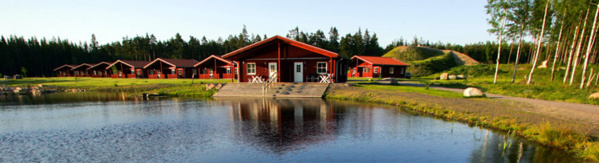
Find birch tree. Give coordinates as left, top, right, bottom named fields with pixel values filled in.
left=486, top=0, right=512, bottom=84
left=527, top=0, right=550, bottom=85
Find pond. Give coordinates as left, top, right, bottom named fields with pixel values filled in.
left=0, top=93, right=581, bottom=162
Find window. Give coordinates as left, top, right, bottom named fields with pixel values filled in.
left=317, top=62, right=327, bottom=74
left=296, top=64, right=301, bottom=72
left=400, top=67, right=405, bottom=75
left=374, top=67, right=379, bottom=74
left=247, top=63, right=256, bottom=75
left=136, top=69, right=141, bottom=75
left=177, top=69, right=183, bottom=75
left=209, top=69, right=213, bottom=74
left=363, top=68, right=370, bottom=73
left=353, top=68, right=356, bottom=74
left=226, top=68, right=231, bottom=74
left=390, top=67, right=394, bottom=74
left=171, top=69, right=176, bottom=74
left=235, top=68, right=238, bottom=75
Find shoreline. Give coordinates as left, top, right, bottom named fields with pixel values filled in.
left=324, top=84, right=599, bottom=161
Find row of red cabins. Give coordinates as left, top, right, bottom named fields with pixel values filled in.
left=53, top=36, right=409, bottom=82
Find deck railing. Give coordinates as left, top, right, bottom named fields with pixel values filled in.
left=262, top=73, right=277, bottom=96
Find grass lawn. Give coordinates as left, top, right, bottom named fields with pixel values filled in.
left=1, top=77, right=234, bottom=97
left=421, top=64, right=599, bottom=105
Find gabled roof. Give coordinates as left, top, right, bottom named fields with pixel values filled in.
left=221, top=35, right=339, bottom=59
left=71, top=63, right=93, bottom=70
left=86, top=62, right=112, bottom=70
left=106, top=60, right=151, bottom=69
left=194, top=55, right=232, bottom=67
left=351, top=56, right=409, bottom=66
left=143, top=58, right=198, bottom=68
left=53, top=64, right=77, bottom=71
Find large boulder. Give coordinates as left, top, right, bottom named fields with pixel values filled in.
left=590, top=92, right=599, bottom=99
left=538, top=60, right=548, bottom=68
left=463, top=87, right=485, bottom=97
left=440, top=73, right=449, bottom=80
left=448, top=75, right=457, bottom=80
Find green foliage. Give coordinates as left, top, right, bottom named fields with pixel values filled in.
left=409, top=53, right=458, bottom=77
left=382, top=46, right=444, bottom=62
left=446, top=64, right=499, bottom=77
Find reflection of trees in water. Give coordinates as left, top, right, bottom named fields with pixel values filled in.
left=468, top=129, right=575, bottom=163
left=224, top=98, right=374, bottom=154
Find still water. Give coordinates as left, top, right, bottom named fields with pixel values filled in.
left=0, top=93, right=580, bottom=162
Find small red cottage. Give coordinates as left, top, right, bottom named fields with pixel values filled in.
left=194, top=55, right=235, bottom=79
left=87, top=62, right=113, bottom=78
left=106, top=60, right=150, bottom=78
left=222, top=36, right=348, bottom=83
left=348, top=56, right=409, bottom=78
left=53, top=64, right=77, bottom=77
left=144, top=58, right=198, bottom=79
left=71, top=63, right=93, bottom=77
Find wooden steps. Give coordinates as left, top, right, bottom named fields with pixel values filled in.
left=213, top=83, right=329, bottom=98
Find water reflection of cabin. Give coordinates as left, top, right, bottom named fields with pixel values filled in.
left=87, top=62, right=113, bottom=78
left=71, top=63, right=93, bottom=77
left=144, top=58, right=198, bottom=79
left=106, top=60, right=150, bottom=78
left=228, top=98, right=337, bottom=153
left=222, top=36, right=348, bottom=83
left=193, top=55, right=235, bottom=79
left=53, top=64, right=76, bottom=77
left=348, top=56, right=409, bottom=78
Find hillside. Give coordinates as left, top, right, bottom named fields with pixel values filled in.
left=383, top=46, right=479, bottom=65
left=382, top=46, right=479, bottom=77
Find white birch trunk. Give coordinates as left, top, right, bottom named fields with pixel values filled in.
left=570, top=9, right=591, bottom=85
left=551, top=21, right=565, bottom=81
left=581, top=5, right=599, bottom=89
left=494, top=7, right=507, bottom=84
left=564, top=25, right=580, bottom=83
left=527, top=1, right=550, bottom=85
left=512, top=25, right=525, bottom=83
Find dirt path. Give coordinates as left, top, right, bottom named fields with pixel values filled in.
left=395, top=81, right=599, bottom=135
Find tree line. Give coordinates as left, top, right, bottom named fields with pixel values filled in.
left=486, top=0, right=599, bottom=89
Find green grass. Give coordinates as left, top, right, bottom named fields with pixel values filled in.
left=1, top=77, right=233, bottom=97
left=353, top=84, right=463, bottom=98
left=426, top=64, right=599, bottom=105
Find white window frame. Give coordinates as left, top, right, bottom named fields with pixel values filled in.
left=226, top=68, right=231, bottom=74
left=400, top=67, right=405, bottom=75
left=374, top=67, right=379, bottom=74
left=247, top=63, right=256, bottom=75
left=317, top=62, right=327, bottom=74
left=390, top=67, right=394, bottom=74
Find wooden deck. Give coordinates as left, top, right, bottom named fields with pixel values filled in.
left=213, top=83, right=329, bottom=98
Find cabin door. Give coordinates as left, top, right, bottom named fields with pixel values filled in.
left=294, top=62, right=303, bottom=82
left=268, top=62, right=277, bottom=79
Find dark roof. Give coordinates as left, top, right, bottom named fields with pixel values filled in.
left=53, top=64, right=77, bottom=71
left=86, top=62, right=112, bottom=70
left=352, top=56, right=409, bottom=66
left=194, top=55, right=232, bottom=67
left=144, top=58, right=198, bottom=68
left=107, top=60, right=151, bottom=69
left=71, top=63, right=93, bottom=70
left=222, top=35, right=339, bottom=59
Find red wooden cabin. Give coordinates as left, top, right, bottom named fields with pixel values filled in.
left=348, top=56, right=409, bottom=78
left=87, top=62, right=113, bottom=78
left=194, top=55, right=235, bottom=79
left=53, top=64, right=76, bottom=77
left=144, top=58, right=198, bottom=79
left=106, top=60, right=150, bottom=78
left=222, top=36, right=348, bottom=83
left=71, top=63, right=93, bottom=77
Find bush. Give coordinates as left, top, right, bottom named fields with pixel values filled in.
left=408, top=53, right=458, bottom=77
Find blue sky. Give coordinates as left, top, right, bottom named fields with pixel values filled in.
left=1, top=0, right=493, bottom=46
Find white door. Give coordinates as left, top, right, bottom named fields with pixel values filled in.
left=294, top=62, right=303, bottom=82
left=268, top=62, right=277, bottom=79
